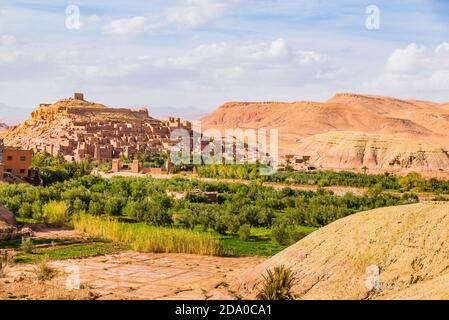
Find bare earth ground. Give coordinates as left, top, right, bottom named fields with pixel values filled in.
left=0, top=229, right=264, bottom=300
left=1, top=252, right=263, bottom=300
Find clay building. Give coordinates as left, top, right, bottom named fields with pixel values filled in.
left=74, top=93, right=84, bottom=100
left=0, top=139, right=33, bottom=179
left=3, top=93, right=194, bottom=165
left=33, top=114, right=193, bottom=163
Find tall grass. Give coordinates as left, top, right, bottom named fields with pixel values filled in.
left=74, top=214, right=226, bottom=256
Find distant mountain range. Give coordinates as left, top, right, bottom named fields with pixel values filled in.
left=201, top=93, right=449, bottom=174
left=0, top=102, right=33, bottom=125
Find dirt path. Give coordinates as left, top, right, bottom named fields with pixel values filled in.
left=2, top=252, right=264, bottom=300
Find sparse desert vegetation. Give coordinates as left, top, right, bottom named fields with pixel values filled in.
left=34, top=255, right=57, bottom=281
left=256, top=265, right=297, bottom=300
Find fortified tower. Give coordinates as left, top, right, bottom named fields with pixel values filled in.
left=74, top=92, right=84, bottom=101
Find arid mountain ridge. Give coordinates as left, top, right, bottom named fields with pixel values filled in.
left=202, top=93, right=449, bottom=174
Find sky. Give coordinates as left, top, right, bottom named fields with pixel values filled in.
left=0, top=0, right=448, bottom=123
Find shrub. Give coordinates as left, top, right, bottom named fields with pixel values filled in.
left=271, top=224, right=305, bottom=246
left=256, top=265, right=297, bottom=300
left=88, top=201, right=103, bottom=216
left=103, top=197, right=124, bottom=216
left=0, top=251, right=10, bottom=278
left=42, top=201, right=68, bottom=227
left=18, top=203, right=33, bottom=218
left=34, top=255, right=57, bottom=281
left=238, top=224, right=251, bottom=241
left=21, top=237, right=33, bottom=254
left=32, top=201, right=43, bottom=221
left=72, top=198, right=86, bottom=212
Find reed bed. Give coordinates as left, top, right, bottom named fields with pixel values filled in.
left=74, top=214, right=226, bottom=256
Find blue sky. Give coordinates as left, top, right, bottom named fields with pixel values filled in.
left=0, top=0, right=448, bottom=123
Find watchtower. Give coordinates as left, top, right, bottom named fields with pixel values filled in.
left=74, top=93, right=84, bottom=101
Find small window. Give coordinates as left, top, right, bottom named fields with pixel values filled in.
left=6, top=169, right=12, bottom=173
left=20, top=156, right=26, bottom=161
left=6, top=156, right=12, bottom=161
left=20, top=169, right=26, bottom=174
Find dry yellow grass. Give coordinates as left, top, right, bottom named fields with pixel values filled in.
left=74, top=214, right=225, bottom=256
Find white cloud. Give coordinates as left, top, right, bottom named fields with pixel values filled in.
left=152, top=38, right=334, bottom=89
left=165, top=38, right=325, bottom=68
left=87, top=15, right=102, bottom=23
left=373, top=43, right=449, bottom=96
left=386, top=43, right=425, bottom=74
left=0, top=52, right=18, bottom=63
left=268, top=38, right=289, bottom=59
left=84, top=63, right=142, bottom=79
left=103, top=16, right=157, bottom=37
left=0, top=34, right=16, bottom=45
left=102, top=0, right=238, bottom=37
left=165, top=0, right=238, bottom=27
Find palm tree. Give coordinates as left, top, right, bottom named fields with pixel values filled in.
left=362, top=166, right=368, bottom=175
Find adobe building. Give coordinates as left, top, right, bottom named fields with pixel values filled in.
left=131, top=160, right=140, bottom=174
left=74, top=93, right=84, bottom=101
left=112, top=159, right=120, bottom=173
left=4, top=93, right=195, bottom=166
left=0, top=139, right=33, bottom=179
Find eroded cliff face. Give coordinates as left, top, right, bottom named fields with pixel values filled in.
left=295, top=131, right=449, bottom=172
left=201, top=93, right=449, bottom=173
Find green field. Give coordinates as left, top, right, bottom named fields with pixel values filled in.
left=0, top=160, right=426, bottom=258
left=219, top=226, right=317, bottom=256
left=13, top=242, right=127, bottom=264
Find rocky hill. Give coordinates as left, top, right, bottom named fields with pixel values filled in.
left=2, top=97, right=161, bottom=150
left=233, top=202, right=449, bottom=300
left=201, top=93, right=449, bottom=173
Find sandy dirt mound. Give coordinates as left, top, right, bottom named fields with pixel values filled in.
left=233, top=202, right=449, bottom=300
